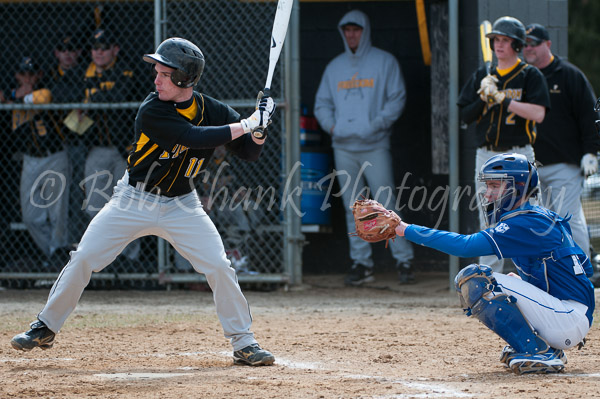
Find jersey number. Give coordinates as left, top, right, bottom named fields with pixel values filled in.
left=185, top=158, right=205, bottom=178
left=505, top=112, right=516, bottom=125
left=571, top=255, right=585, bottom=275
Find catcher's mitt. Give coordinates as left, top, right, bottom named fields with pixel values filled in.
left=349, top=199, right=400, bottom=248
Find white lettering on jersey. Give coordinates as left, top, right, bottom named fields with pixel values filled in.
left=572, top=255, right=584, bottom=275
left=494, top=223, right=510, bottom=234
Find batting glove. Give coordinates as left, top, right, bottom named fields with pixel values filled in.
left=478, top=85, right=506, bottom=106
left=241, top=109, right=271, bottom=134
left=581, top=153, right=598, bottom=177
left=479, top=75, right=498, bottom=95
left=256, top=91, right=276, bottom=117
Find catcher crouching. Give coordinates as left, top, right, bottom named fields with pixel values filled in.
left=352, top=153, right=595, bottom=375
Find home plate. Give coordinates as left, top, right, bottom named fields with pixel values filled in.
left=95, top=372, right=191, bottom=380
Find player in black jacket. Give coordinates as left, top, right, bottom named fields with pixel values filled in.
left=457, top=16, right=551, bottom=273
left=11, top=37, right=277, bottom=367
left=524, top=23, right=600, bottom=260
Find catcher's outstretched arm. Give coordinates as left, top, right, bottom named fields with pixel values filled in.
left=402, top=225, right=494, bottom=258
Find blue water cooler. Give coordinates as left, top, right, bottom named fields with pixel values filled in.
left=300, top=151, right=332, bottom=225
left=299, top=111, right=332, bottom=225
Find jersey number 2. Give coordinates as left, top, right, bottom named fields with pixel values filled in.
left=505, top=112, right=516, bottom=125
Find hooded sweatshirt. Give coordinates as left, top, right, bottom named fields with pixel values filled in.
left=314, top=10, right=406, bottom=152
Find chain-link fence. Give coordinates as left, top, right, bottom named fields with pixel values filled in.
left=0, top=0, right=290, bottom=289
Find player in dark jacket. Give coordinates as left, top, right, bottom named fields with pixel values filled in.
left=2, top=57, right=70, bottom=263
left=523, top=23, right=600, bottom=260
left=10, top=37, right=276, bottom=367
left=457, top=16, right=551, bottom=273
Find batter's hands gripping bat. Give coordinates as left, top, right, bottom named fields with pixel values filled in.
left=252, top=0, right=294, bottom=139
left=479, top=20, right=493, bottom=74
left=478, top=20, right=501, bottom=105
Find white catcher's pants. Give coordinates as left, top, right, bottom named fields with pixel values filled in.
left=493, top=273, right=590, bottom=350
left=38, top=173, right=257, bottom=351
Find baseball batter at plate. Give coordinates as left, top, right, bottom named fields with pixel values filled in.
left=10, top=37, right=276, bottom=366
left=457, top=16, right=551, bottom=273
left=361, top=153, right=594, bottom=374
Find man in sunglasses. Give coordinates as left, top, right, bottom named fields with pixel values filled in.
left=523, top=23, right=600, bottom=261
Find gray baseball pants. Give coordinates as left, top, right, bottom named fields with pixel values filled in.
left=38, top=174, right=257, bottom=351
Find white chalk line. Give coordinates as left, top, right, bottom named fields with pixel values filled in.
left=342, top=374, right=473, bottom=398
left=4, top=352, right=599, bottom=396
left=95, top=372, right=191, bottom=380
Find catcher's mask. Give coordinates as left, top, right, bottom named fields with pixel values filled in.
left=143, top=38, right=205, bottom=88
left=487, top=16, right=526, bottom=53
left=477, top=153, right=538, bottom=227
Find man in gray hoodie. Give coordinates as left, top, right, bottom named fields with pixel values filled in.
left=314, top=10, right=414, bottom=285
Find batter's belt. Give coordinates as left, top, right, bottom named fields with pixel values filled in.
left=128, top=180, right=193, bottom=198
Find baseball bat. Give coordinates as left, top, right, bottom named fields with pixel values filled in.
left=479, top=20, right=493, bottom=74
left=253, top=0, right=294, bottom=138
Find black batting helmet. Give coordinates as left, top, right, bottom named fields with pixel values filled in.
left=486, top=16, right=526, bottom=53
left=143, top=38, right=205, bottom=88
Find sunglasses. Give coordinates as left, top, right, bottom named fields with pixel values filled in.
left=57, top=46, right=77, bottom=52
left=92, top=43, right=112, bottom=51
left=524, top=40, right=543, bottom=48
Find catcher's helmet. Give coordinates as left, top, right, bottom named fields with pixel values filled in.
left=486, top=16, right=526, bottom=53
left=477, top=153, right=539, bottom=227
left=143, top=38, right=205, bottom=88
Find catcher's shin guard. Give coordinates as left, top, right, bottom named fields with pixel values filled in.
left=455, top=264, right=549, bottom=356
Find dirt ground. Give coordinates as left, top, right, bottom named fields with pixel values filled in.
left=1, top=271, right=600, bottom=399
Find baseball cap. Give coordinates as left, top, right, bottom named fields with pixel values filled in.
left=56, top=33, right=80, bottom=51
left=18, top=56, right=37, bottom=73
left=92, top=28, right=117, bottom=49
left=341, top=22, right=363, bottom=29
left=525, top=23, right=550, bottom=44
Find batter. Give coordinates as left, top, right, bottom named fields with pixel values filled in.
left=10, top=37, right=276, bottom=366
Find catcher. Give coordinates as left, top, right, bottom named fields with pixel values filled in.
left=353, top=153, right=594, bottom=374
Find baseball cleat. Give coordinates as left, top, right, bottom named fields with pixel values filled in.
left=501, top=346, right=567, bottom=367
left=344, top=264, right=375, bottom=286
left=499, top=345, right=517, bottom=366
left=508, top=348, right=566, bottom=374
left=397, top=262, right=416, bottom=285
left=11, top=320, right=55, bottom=351
left=233, top=344, right=275, bottom=366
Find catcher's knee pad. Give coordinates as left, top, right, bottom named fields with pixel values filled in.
left=455, top=264, right=549, bottom=355
left=454, top=264, right=494, bottom=312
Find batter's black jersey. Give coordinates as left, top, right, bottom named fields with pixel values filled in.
left=533, top=56, right=600, bottom=166
left=457, top=60, right=551, bottom=148
left=127, top=91, right=262, bottom=197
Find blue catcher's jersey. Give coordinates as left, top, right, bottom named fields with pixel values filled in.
left=481, top=204, right=595, bottom=324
